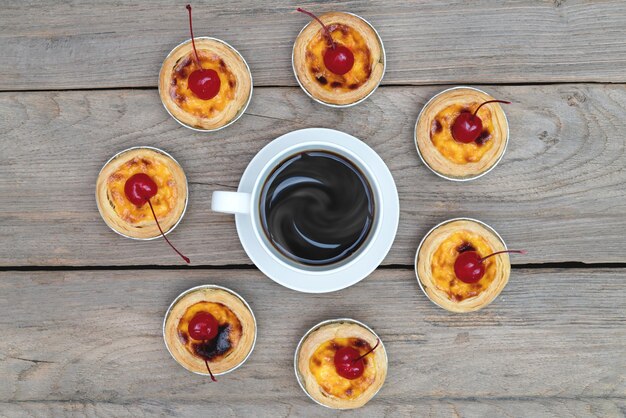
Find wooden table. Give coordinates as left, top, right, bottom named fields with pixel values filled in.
left=1, top=1, right=625, bottom=416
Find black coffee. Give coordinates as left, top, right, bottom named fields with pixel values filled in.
left=260, top=151, right=374, bottom=266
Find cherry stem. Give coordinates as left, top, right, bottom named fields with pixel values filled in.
left=205, top=359, right=217, bottom=382
left=480, top=249, right=526, bottom=262
left=297, top=7, right=336, bottom=49
left=147, top=199, right=190, bottom=264
left=186, top=5, right=202, bottom=68
left=473, top=100, right=511, bottom=116
left=353, top=339, right=380, bottom=364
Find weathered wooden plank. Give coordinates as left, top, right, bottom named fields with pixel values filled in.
left=1, top=1, right=626, bottom=89
left=0, top=85, right=625, bottom=266
left=1, top=398, right=624, bottom=418
left=0, top=269, right=624, bottom=415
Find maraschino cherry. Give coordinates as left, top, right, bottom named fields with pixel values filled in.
left=124, top=173, right=190, bottom=264
left=297, top=8, right=354, bottom=75
left=451, top=100, right=511, bottom=144
left=334, top=339, right=380, bottom=380
left=454, top=249, right=526, bottom=284
left=188, top=311, right=219, bottom=381
left=188, top=311, right=219, bottom=340
left=186, top=5, right=221, bottom=100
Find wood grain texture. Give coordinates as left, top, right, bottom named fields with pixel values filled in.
left=1, top=0, right=626, bottom=90
left=1, top=399, right=624, bottom=418
left=1, top=85, right=625, bottom=266
left=0, top=268, right=624, bottom=417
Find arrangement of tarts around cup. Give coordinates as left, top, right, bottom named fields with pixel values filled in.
left=95, top=146, right=188, bottom=240
left=415, top=218, right=511, bottom=313
left=292, top=11, right=386, bottom=108
left=415, top=86, right=510, bottom=181
left=159, top=36, right=253, bottom=132
left=163, top=285, right=257, bottom=377
left=294, top=318, right=388, bottom=409
left=211, top=128, right=399, bottom=293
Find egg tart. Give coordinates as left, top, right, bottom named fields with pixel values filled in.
left=96, top=147, right=188, bottom=240
left=163, top=285, right=256, bottom=376
left=295, top=319, right=387, bottom=409
left=159, top=37, right=253, bottom=131
left=415, top=87, right=509, bottom=180
left=292, top=12, right=385, bottom=107
left=416, top=218, right=510, bottom=313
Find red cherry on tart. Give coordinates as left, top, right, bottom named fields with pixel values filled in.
left=124, top=173, right=190, bottom=264
left=454, top=249, right=525, bottom=283
left=297, top=8, right=355, bottom=75
left=451, top=99, right=511, bottom=144
left=187, top=68, right=221, bottom=100
left=186, top=311, right=220, bottom=381
left=454, top=250, right=485, bottom=283
left=186, top=5, right=221, bottom=100
left=334, top=339, right=380, bottom=380
left=324, top=45, right=355, bottom=76
left=188, top=311, right=219, bottom=340
left=451, top=112, right=482, bottom=144
left=124, top=173, right=157, bottom=206
left=333, top=346, right=364, bottom=379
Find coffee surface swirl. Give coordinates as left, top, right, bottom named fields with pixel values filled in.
left=260, top=151, right=374, bottom=266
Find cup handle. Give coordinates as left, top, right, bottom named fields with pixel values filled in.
left=211, top=191, right=252, bottom=215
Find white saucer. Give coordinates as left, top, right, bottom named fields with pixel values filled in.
left=235, top=128, right=399, bottom=293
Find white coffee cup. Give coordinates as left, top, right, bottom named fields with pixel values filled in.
left=212, top=128, right=399, bottom=293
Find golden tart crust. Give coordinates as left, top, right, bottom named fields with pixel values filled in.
left=416, top=88, right=509, bottom=180
left=296, top=321, right=387, bottom=409
left=96, top=148, right=187, bottom=239
left=159, top=37, right=252, bottom=130
left=293, top=12, right=385, bottom=106
left=416, top=219, right=510, bottom=313
left=164, top=286, right=256, bottom=375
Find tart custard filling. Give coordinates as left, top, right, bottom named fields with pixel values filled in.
left=177, top=302, right=243, bottom=362
left=170, top=51, right=237, bottom=119
left=306, top=24, right=372, bottom=92
left=431, top=231, right=497, bottom=301
left=106, top=156, right=178, bottom=224
left=430, top=102, right=496, bottom=164
left=309, top=338, right=377, bottom=400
